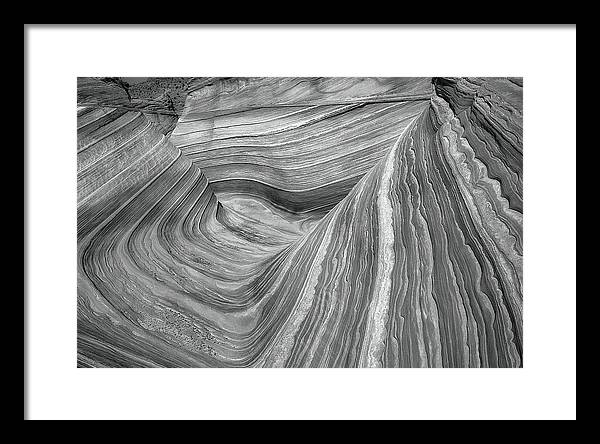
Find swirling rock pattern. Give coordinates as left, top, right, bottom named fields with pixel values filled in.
left=77, top=77, right=523, bottom=368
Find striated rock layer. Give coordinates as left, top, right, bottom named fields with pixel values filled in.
left=77, top=77, right=523, bottom=368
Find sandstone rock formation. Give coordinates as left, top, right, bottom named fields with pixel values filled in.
left=77, top=77, right=523, bottom=367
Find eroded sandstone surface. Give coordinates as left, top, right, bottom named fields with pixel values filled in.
left=77, top=77, right=523, bottom=367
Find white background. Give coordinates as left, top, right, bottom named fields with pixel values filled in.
left=26, top=25, right=577, bottom=420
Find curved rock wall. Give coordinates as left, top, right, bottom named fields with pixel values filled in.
left=171, top=77, right=433, bottom=213
left=77, top=77, right=523, bottom=367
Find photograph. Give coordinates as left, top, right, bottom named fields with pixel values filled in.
left=25, top=24, right=576, bottom=420
left=77, top=76, right=523, bottom=368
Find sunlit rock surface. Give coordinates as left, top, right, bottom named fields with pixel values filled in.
left=77, top=77, right=523, bottom=367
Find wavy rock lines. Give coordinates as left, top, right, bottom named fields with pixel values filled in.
left=171, top=77, right=433, bottom=214
left=77, top=77, right=523, bottom=368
